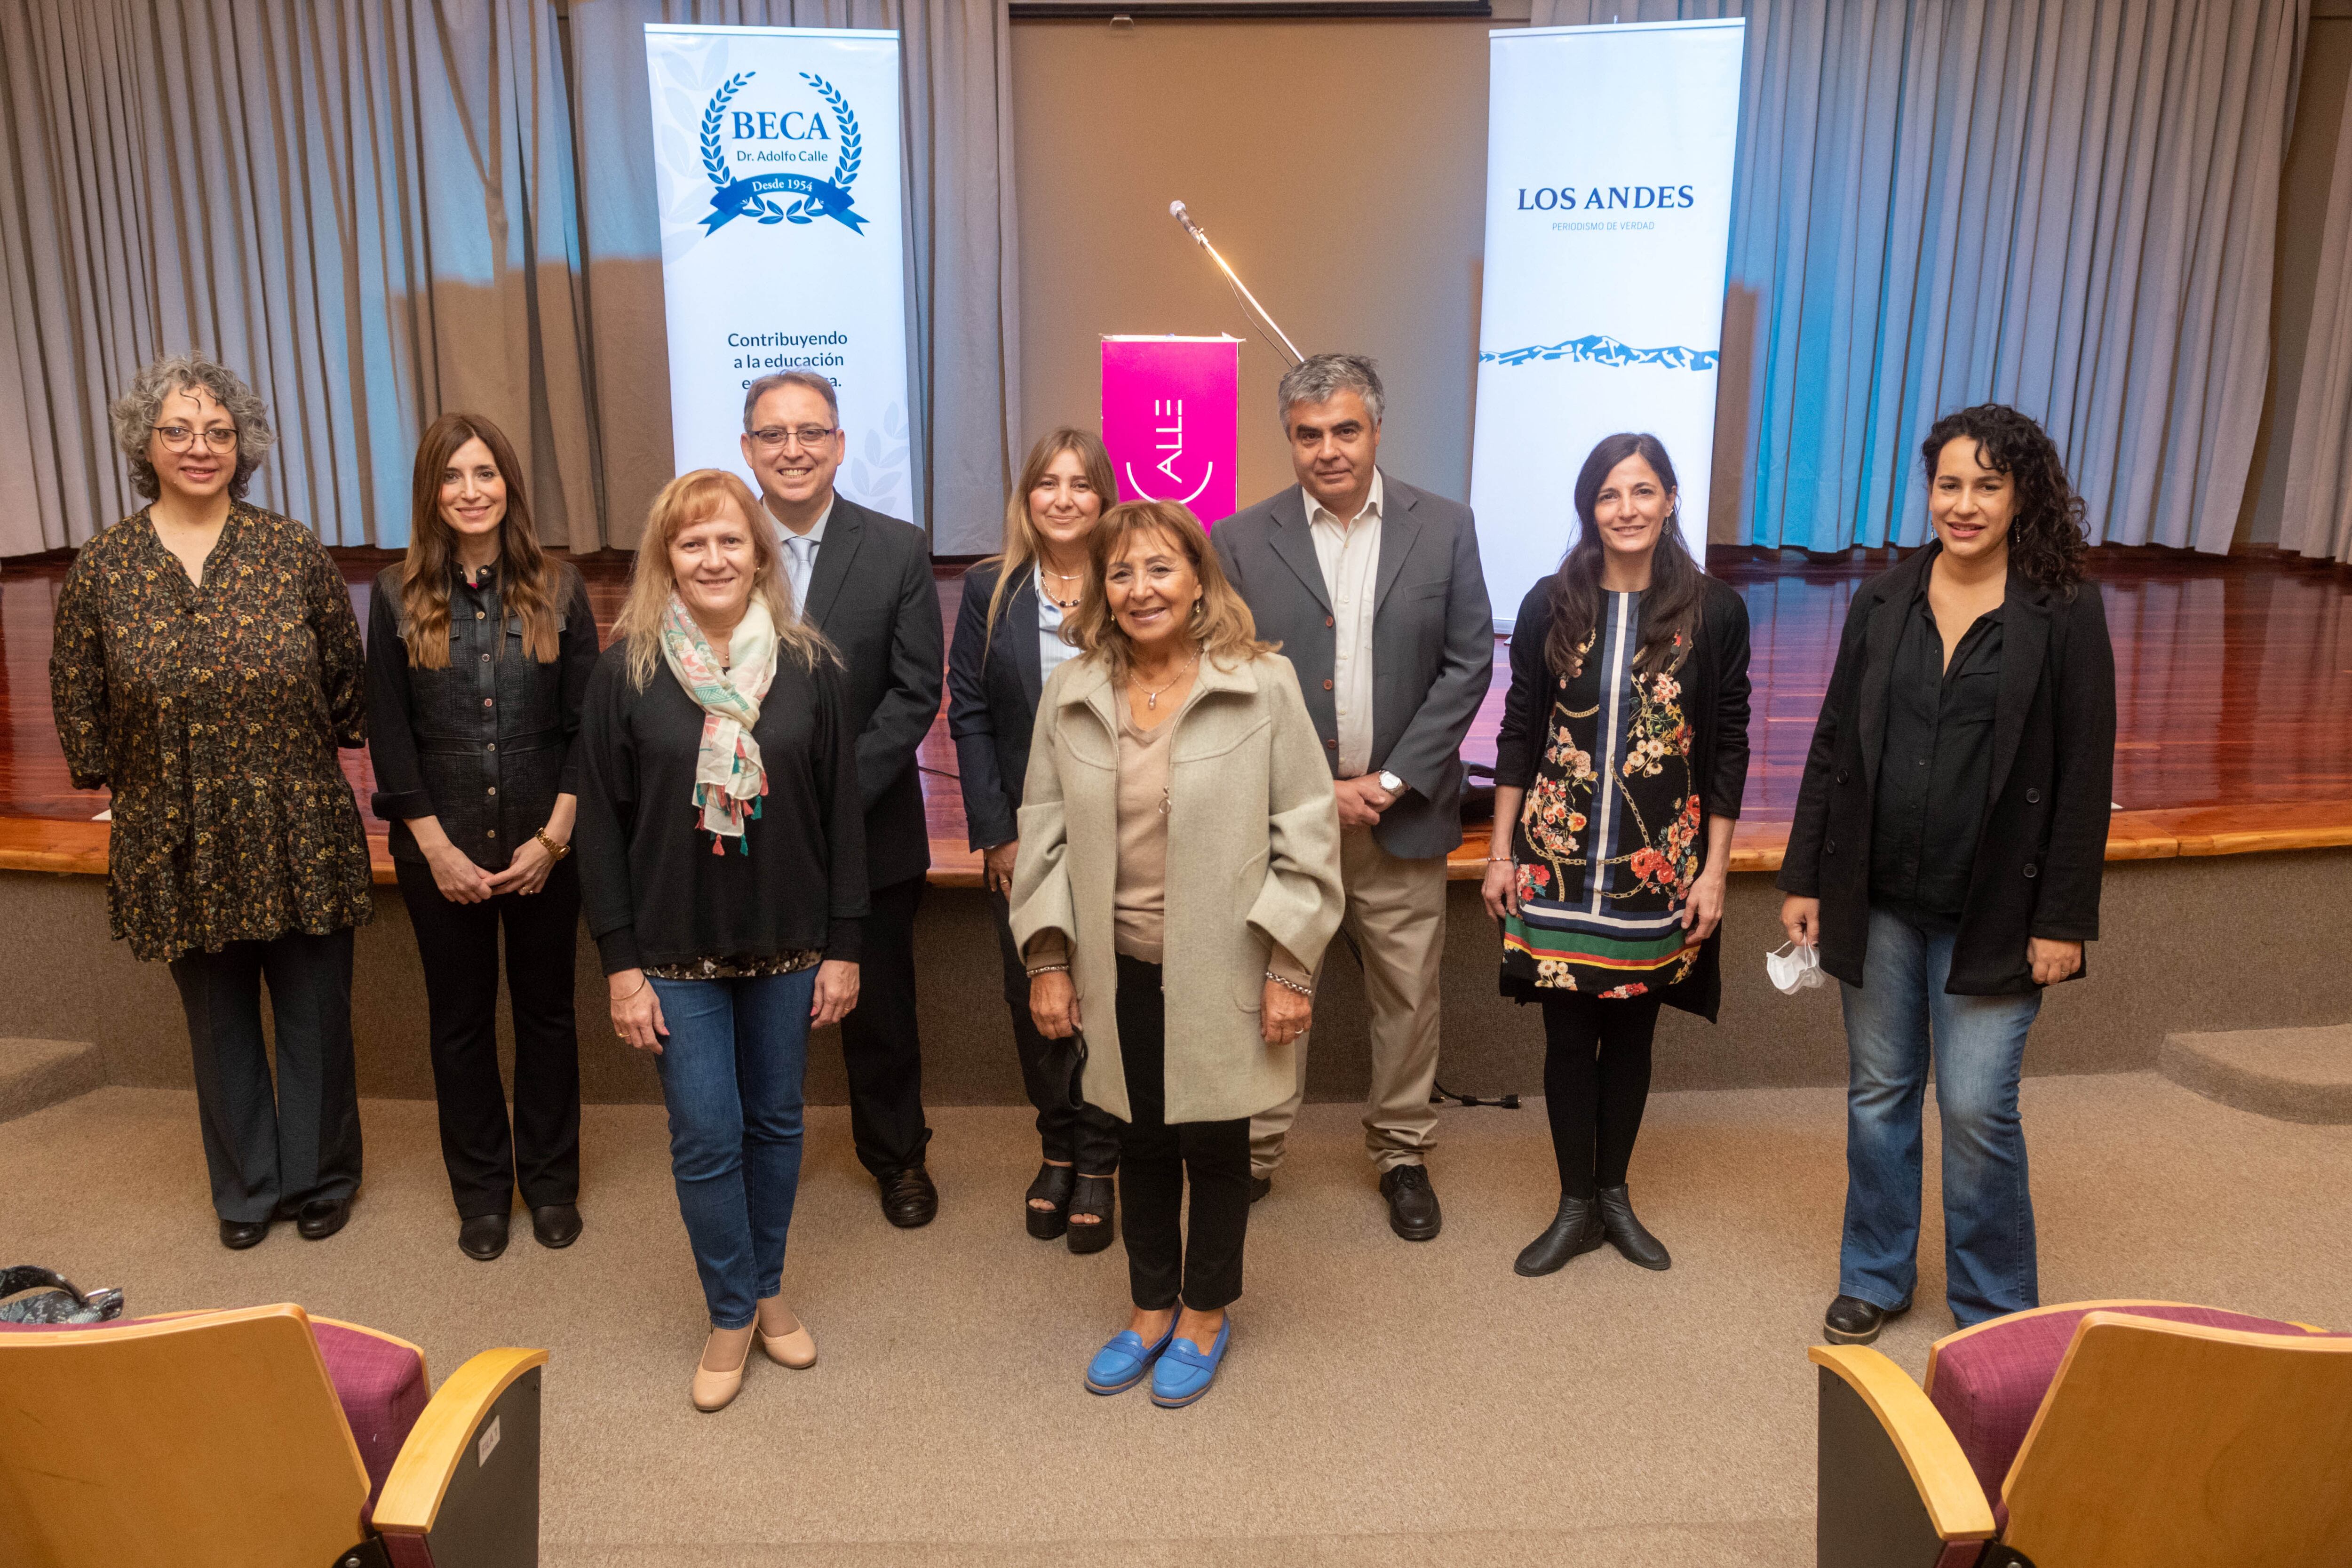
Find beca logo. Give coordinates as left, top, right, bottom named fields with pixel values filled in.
left=699, top=70, right=868, bottom=235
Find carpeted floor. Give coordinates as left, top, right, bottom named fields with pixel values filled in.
left=9, top=1074, right=2350, bottom=1565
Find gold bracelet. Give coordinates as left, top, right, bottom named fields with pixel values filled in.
left=610, top=974, right=647, bottom=1000
left=534, top=829, right=570, bottom=860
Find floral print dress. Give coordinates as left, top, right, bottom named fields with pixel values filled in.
left=1501, top=589, right=1702, bottom=999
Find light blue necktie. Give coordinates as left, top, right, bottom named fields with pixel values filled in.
left=783, top=533, right=817, bottom=617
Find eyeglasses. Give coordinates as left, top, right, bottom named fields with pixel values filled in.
left=747, top=425, right=838, bottom=452
left=152, top=424, right=238, bottom=453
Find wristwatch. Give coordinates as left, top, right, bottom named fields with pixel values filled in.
left=1376, top=770, right=1405, bottom=796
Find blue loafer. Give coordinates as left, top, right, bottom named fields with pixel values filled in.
left=1148, top=1314, right=1232, bottom=1408
left=1084, top=1316, right=1176, bottom=1395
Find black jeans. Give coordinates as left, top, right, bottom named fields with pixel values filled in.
left=839, top=874, right=933, bottom=1177
left=395, top=857, right=582, bottom=1218
left=167, top=927, right=361, bottom=1223
left=1541, top=991, right=1665, bottom=1200
left=990, top=890, right=1119, bottom=1173
left=1114, top=955, right=1251, bottom=1312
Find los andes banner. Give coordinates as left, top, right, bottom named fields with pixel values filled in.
left=1101, top=336, right=1240, bottom=529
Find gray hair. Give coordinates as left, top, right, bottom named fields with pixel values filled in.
left=742, top=370, right=840, bottom=431
left=1276, top=353, right=1384, bottom=429
left=111, top=352, right=275, bottom=501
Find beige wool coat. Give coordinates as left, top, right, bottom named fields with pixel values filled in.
left=1009, top=649, right=1345, bottom=1125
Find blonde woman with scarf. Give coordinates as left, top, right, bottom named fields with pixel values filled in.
left=576, top=470, right=867, bottom=1411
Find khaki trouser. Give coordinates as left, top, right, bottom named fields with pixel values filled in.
left=1251, top=825, right=1448, bottom=1176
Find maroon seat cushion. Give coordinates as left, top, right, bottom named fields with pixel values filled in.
left=1928, top=1304, right=2330, bottom=1515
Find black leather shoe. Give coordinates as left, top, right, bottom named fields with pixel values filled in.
left=1515, top=1194, right=1605, bottom=1276
left=1248, top=1175, right=1271, bottom=1204
left=1595, top=1184, right=1671, bottom=1270
left=878, top=1165, right=938, bottom=1228
left=1824, top=1294, right=1910, bottom=1345
left=1379, top=1164, right=1442, bottom=1241
left=531, top=1203, right=583, bottom=1249
left=294, top=1196, right=352, bottom=1242
left=459, top=1213, right=510, bottom=1261
left=218, top=1217, right=270, bottom=1250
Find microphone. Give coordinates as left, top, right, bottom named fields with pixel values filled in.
left=1169, top=199, right=1208, bottom=246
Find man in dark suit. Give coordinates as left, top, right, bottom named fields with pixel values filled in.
left=741, top=371, right=944, bottom=1227
left=1212, top=354, right=1494, bottom=1242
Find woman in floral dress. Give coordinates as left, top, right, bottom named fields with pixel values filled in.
left=1482, top=433, right=1751, bottom=1278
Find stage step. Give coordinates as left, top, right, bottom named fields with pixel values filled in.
left=2161, top=1024, right=2352, bottom=1124
left=0, top=1038, right=105, bottom=1124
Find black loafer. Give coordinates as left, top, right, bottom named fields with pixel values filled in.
left=1595, top=1184, right=1671, bottom=1270
left=460, top=1213, right=510, bottom=1261
left=294, top=1196, right=352, bottom=1242
left=1824, top=1294, right=1911, bottom=1345
left=218, top=1217, right=270, bottom=1250
left=878, top=1165, right=938, bottom=1228
left=1515, top=1194, right=1605, bottom=1276
left=1248, top=1175, right=1272, bottom=1204
left=531, top=1203, right=583, bottom=1249
left=1379, top=1164, right=1442, bottom=1242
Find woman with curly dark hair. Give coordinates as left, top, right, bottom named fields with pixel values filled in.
left=1777, top=403, right=2116, bottom=1345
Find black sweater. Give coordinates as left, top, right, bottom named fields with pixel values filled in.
left=575, top=642, right=869, bottom=974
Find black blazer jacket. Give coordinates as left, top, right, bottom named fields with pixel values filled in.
left=798, top=496, right=945, bottom=891
left=1776, top=544, right=2116, bottom=995
left=945, top=559, right=1047, bottom=852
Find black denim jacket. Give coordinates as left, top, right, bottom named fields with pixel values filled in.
left=365, top=561, right=599, bottom=868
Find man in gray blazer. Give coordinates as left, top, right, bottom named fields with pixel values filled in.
left=1212, top=354, right=1493, bottom=1241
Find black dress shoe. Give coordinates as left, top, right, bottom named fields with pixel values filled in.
left=878, top=1165, right=938, bottom=1228
left=294, top=1196, right=352, bottom=1242
left=1824, top=1294, right=1910, bottom=1345
left=1595, top=1184, right=1671, bottom=1270
left=1248, top=1175, right=1271, bottom=1204
left=1515, top=1193, right=1605, bottom=1276
left=459, top=1213, right=510, bottom=1262
left=218, top=1217, right=270, bottom=1250
left=531, top=1203, right=583, bottom=1249
left=1379, top=1164, right=1442, bottom=1242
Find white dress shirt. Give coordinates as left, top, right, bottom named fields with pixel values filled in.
left=775, top=496, right=834, bottom=619
left=1306, top=469, right=1383, bottom=779
left=1035, top=565, right=1081, bottom=682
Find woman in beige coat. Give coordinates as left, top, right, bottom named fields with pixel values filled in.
left=1012, top=500, right=1343, bottom=1409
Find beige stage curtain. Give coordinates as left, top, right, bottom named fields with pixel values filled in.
left=0, top=0, right=597, bottom=551
left=2279, top=51, right=2352, bottom=562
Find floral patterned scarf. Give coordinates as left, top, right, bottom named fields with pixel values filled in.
left=659, top=593, right=779, bottom=854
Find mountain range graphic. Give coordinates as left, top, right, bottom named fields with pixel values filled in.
left=1482, top=335, right=1718, bottom=371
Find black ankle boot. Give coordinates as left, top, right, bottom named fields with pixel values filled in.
left=1514, top=1193, right=1605, bottom=1276
left=1595, top=1184, right=1671, bottom=1271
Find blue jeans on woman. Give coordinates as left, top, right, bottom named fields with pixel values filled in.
left=1840, top=905, right=2043, bottom=1327
left=648, top=968, right=816, bottom=1329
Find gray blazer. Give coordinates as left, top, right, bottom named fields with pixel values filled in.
left=1212, top=472, right=1494, bottom=861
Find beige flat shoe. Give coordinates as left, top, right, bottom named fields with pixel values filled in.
left=691, top=1333, right=751, bottom=1412
left=757, top=1311, right=817, bottom=1370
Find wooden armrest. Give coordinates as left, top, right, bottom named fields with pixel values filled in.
left=373, top=1347, right=547, bottom=1549
left=1811, top=1345, right=1997, bottom=1568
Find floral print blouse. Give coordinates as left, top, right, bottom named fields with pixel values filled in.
left=50, top=504, right=375, bottom=962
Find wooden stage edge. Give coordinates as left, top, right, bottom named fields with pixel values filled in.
left=6, top=800, right=2349, bottom=889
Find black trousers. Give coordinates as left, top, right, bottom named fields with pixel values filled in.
left=1115, top=955, right=1250, bottom=1312
left=394, top=857, right=583, bottom=1218
left=990, top=890, right=1119, bottom=1173
left=1541, top=991, right=1665, bottom=1200
left=839, top=874, right=933, bottom=1177
left=167, top=927, right=362, bottom=1224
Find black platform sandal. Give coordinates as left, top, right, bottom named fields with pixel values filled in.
left=1026, top=1162, right=1076, bottom=1240
left=1066, top=1172, right=1117, bottom=1254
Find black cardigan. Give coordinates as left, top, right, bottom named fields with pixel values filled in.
left=1495, top=573, right=1753, bottom=1021
left=945, top=559, right=1049, bottom=852
left=575, top=642, right=869, bottom=974
left=1776, top=544, right=2115, bottom=995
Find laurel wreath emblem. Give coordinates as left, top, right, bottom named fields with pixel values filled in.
left=698, top=68, right=861, bottom=227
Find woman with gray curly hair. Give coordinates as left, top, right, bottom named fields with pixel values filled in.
left=50, top=352, right=376, bottom=1251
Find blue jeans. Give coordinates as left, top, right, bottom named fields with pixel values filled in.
left=1839, top=905, right=2042, bottom=1326
left=648, top=969, right=815, bottom=1329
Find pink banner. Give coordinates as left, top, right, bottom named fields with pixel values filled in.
left=1100, top=336, right=1240, bottom=527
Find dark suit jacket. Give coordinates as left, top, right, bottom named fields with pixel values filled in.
left=1776, top=544, right=2116, bottom=995
left=945, top=559, right=1047, bottom=852
left=799, top=495, right=944, bottom=891
left=1211, top=473, right=1495, bottom=861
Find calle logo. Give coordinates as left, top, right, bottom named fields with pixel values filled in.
left=699, top=70, right=867, bottom=235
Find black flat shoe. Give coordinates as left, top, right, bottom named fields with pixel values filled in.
left=879, top=1164, right=938, bottom=1229
left=1514, top=1194, right=1605, bottom=1276
left=459, top=1213, right=510, bottom=1261
left=218, top=1217, right=270, bottom=1250
left=295, top=1196, right=352, bottom=1242
left=1025, top=1163, right=1075, bottom=1240
left=1595, top=1184, right=1670, bottom=1270
left=1065, top=1172, right=1116, bottom=1255
left=1823, top=1294, right=1910, bottom=1345
left=1249, top=1175, right=1271, bottom=1204
left=532, top=1203, right=583, bottom=1249
left=1380, top=1165, right=1442, bottom=1242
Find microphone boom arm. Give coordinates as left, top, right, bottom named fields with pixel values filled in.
left=1170, top=201, right=1304, bottom=367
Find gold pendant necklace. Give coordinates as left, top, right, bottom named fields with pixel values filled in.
left=1133, top=650, right=1199, bottom=710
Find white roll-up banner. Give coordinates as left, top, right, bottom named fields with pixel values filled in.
left=644, top=24, right=913, bottom=524
left=1470, top=19, right=1745, bottom=627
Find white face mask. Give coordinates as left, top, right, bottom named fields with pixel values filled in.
left=1766, top=940, right=1825, bottom=996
